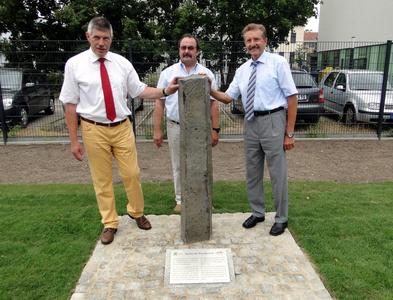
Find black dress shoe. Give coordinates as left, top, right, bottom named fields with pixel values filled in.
left=242, top=215, right=265, bottom=229
left=269, top=222, right=288, bottom=236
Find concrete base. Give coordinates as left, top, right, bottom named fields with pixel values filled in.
left=70, top=213, right=332, bottom=299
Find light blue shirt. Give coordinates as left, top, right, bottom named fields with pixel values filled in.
left=226, top=51, right=297, bottom=111
left=157, top=62, right=217, bottom=122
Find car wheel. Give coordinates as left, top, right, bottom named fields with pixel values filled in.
left=45, top=97, right=55, bottom=115
left=342, top=105, right=356, bottom=125
left=19, top=107, right=29, bottom=128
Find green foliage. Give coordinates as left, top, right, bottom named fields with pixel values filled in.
left=0, top=0, right=320, bottom=84
left=169, top=0, right=320, bottom=87
left=304, top=121, right=328, bottom=138
left=295, top=43, right=307, bottom=69
left=5, top=124, right=22, bottom=137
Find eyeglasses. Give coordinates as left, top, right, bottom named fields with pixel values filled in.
left=180, top=45, right=196, bottom=51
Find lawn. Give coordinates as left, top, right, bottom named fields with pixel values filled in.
left=0, top=182, right=392, bottom=299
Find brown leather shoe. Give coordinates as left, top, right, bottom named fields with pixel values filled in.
left=128, top=214, right=152, bottom=230
left=100, top=228, right=117, bottom=245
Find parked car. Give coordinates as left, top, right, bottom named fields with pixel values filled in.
left=320, top=69, right=393, bottom=124
left=0, top=68, right=55, bottom=127
left=230, top=70, right=323, bottom=123
left=292, top=70, right=323, bottom=123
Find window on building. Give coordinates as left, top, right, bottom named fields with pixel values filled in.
left=290, top=31, right=296, bottom=43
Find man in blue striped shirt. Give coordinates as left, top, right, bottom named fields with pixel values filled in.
left=211, top=23, right=298, bottom=236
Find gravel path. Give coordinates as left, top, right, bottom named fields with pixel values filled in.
left=1, top=139, right=392, bottom=184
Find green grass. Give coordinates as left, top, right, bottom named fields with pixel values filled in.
left=289, top=182, right=393, bottom=300
left=0, top=182, right=392, bottom=299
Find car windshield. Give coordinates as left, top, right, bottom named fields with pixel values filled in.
left=291, top=73, right=317, bottom=88
left=349, top=73, right=393, bottom=91
left=0, top=69, right=23, bottom=90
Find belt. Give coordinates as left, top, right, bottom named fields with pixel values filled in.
left=80, top=116, right=128, bottom=127
left=254, top=106, right=284, bottom=116
left=168, top=119, right=180, bottom=125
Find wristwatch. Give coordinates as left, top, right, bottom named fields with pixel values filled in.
left=286, top=131, right=295, bottom=138
left=212, top=127, right=220, bottom=133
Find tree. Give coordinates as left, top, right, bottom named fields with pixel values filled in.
left=167, top=0, right=320, bottom=88
left=0, top=0, right=72, bottom=71
left=0, top=0, right=321, bottom=87
left=295, top=44, right=307, bottom=70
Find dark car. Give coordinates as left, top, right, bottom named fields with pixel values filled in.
left=292, top=70, right=324, bottom=124
left=230, top=70, right=323, bottom=123
left=0, top=68, right=55, bottom=127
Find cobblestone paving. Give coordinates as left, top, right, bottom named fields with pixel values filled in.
left=70, top=213, right=331, bottom=300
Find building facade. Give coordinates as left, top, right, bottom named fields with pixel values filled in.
left=317, top=0, right=393, bottom=79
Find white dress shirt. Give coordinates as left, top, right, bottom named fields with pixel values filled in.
left=226, top=51, right=297, bottom=111
left=157, top=62, right=217, bottom=122
left=59, top=48, right=146, bottom=123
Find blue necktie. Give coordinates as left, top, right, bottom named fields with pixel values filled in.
left=245, top=61, right=259, bottom=121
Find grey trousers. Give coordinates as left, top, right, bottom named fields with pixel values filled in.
left=244, top=109, right=288, bottom=223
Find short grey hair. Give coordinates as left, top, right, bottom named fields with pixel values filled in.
left=87, top=17, right=113, bottom=37
left=242, top=23, right=267, bottom=38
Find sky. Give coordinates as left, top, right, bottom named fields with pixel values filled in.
left=305, top=3, right=320, bottom=32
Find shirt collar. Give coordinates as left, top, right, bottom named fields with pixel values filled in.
left=250, top=50, right=268, bottom=66
left=88, top=48, right=113, bottom=63
left=180, top=61, right=199, bottom=73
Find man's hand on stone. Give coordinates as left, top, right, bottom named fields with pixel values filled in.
left=166, top=77, right=181, bottom=95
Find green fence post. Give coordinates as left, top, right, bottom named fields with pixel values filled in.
left=377, top=40, right=392, bottom=139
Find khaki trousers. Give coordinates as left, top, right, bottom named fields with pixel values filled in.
left=167, top=121, right=181, bottom=203
left=81, top=119, right=144, bottom=228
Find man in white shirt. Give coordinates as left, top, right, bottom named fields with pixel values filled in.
left=152, top=34, right=220, bottom=213
left=210, top=23, right=298, bottom=236
left=59, top=17, right=178, bottom=245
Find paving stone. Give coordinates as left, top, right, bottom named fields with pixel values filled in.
left=70, top=213, right=332, bottom=299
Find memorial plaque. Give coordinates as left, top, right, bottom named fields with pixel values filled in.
left=165, top=248, right=234, bottom=284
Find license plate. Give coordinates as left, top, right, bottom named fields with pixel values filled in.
left=298, top=94, right=307, bottom=102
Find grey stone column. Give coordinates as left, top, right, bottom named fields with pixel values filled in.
left=179, top=75, right=212, bottom=243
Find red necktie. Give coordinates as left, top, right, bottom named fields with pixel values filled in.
left=99, top=58, right=116, bottom=121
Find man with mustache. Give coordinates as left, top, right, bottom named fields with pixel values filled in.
left=210, top=23, right=298, bottom=236
left=59, top=17, right=178, bottom=244
left=153, top=34, right=220, bottom=213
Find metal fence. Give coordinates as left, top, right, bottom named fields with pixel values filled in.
left=1, top=39, right=393, bottom=144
